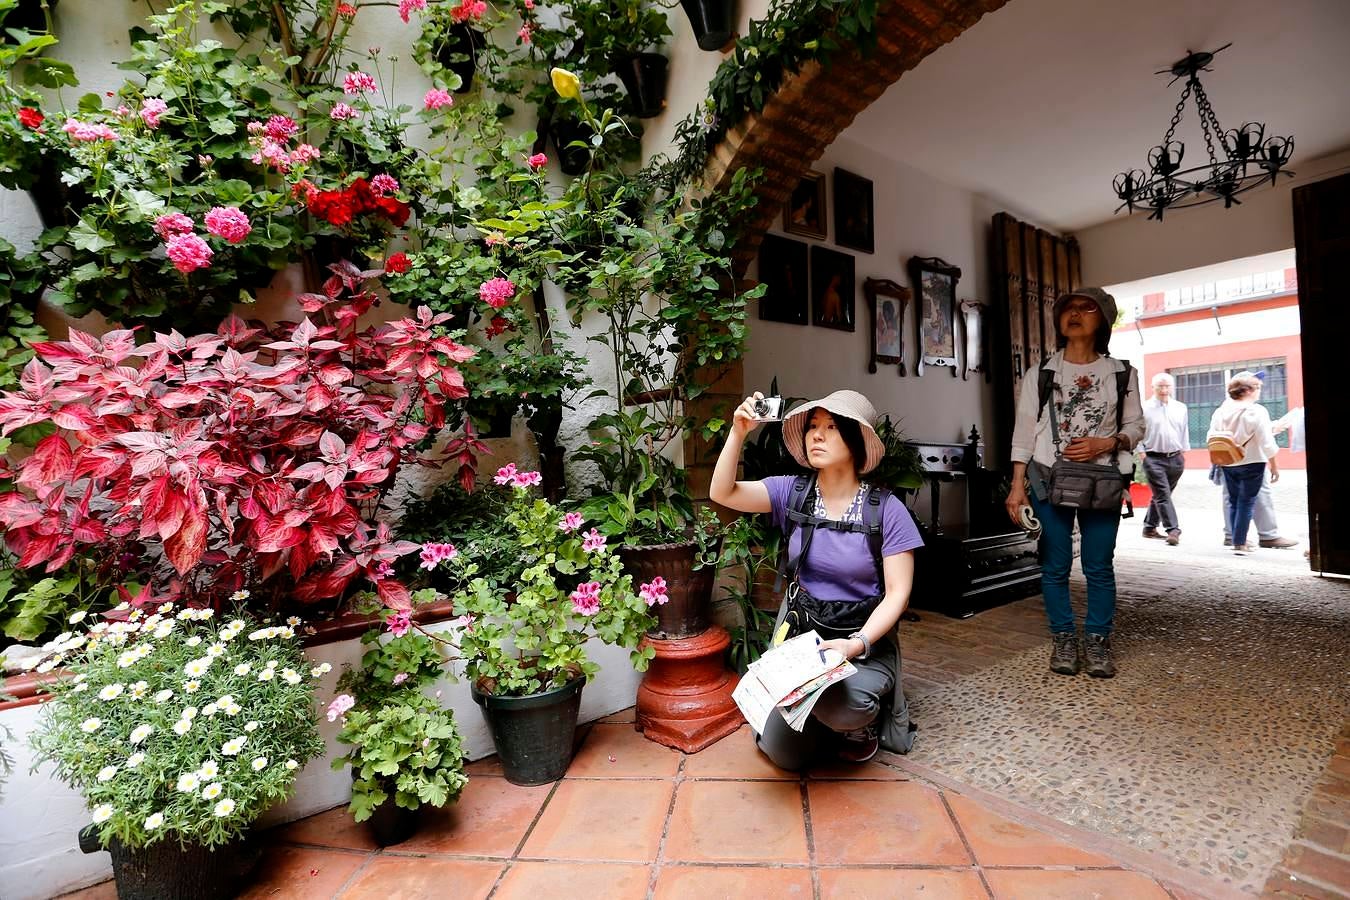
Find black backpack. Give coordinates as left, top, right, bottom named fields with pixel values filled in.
left=781, top=473, right=889, bottom=596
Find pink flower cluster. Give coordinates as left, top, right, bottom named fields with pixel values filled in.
left=639, top=577, right=669, bottom=607
left=527, top=152, right=548, bottom=170
left=385, top=609, right=412, bottom=638
left=392, top=672, right=410, bottom=685
left=61, top=118, right=118, bottom=142
left=330, top=102, right=358, bottom=122
left=153, top=212, right=194, bottom=241
left=493, top=464, right=542, bottom=488
left=424, top=88, right=454, bottom=111
left=264, top=114, right=298, bottom=143
left=371, top=174, right=400, bottom=195
left=581, top=528, right=607, bottom=553
left=291, top=143, right=320, bottom=166
left=559, top=512, right=584, bottom=533
left=570, top=581, right=601, bottom=616
left=419, top=542, right=458, bottom=570
left=479, top=277, right=516, bottom=309
left=398, top=0, right=427, bottom=21
left=204, top=206, right=252, bottom=244
left=326, top=693, right=355, bottom=722
left=165, top=233, right=213, bottom=274
left=450, top=0, right=487, bottom=22
left=139, top=98, right=168, bottom=129
left=245, top=116, right=319, bottom=173
left=344, top=71, right=378, bottom=95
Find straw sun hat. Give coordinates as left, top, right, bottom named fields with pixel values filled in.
left=780, top=389, right=885, bottom=474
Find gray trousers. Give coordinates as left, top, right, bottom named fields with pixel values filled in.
left=1221, top=471, right=1278, bottom=540
left=754, top=648, right=896, bottom=771
left=1142, top=453, right=1185, bottom=533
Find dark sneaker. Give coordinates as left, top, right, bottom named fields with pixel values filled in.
left=1049, top=632, right=1080, bottom=676
left=837, top=723, right=879, bottom=763
left=1259, top=536, right=1299, bottom=549
left=1142, top=528, right=1163, bottom=540
left=1166, top=530, right=1181, bottom=545
left=1223, top=536, right=1232, bottom=547
left=1084, top=634, right=1116, bottom=678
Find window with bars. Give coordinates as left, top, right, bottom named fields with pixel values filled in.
left=1170, top=359, right=1289, bottom=448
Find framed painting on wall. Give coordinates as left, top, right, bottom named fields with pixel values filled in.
left=784, top=171, right=827, bottom=239
left=907, top=255, right=962, bottom=376
left=833, top=168, right=874, bottom=254
left=811, top=246, right=855, bottom=332
left=863, top=278, right=911, bottom=375
left=757, top=234, right=809, bottom=325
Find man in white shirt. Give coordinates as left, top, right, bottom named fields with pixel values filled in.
left=1140, top=372, right=1189, bottom=544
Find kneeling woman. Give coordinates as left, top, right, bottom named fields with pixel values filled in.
left=710, top=389, right=923, bottom=766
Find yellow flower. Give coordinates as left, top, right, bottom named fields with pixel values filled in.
left=550, top=67, right=581, bottom=101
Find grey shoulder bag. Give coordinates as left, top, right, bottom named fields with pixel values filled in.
left=1042, top=363, right=1131, bottom=511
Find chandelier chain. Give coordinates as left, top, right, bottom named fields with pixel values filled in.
left=1191, top=78, right=1232, bottom=164
left=1160, top=82, right=1191, bottom=148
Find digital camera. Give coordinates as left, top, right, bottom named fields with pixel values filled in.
left=752, top=396, right=783, bottom=421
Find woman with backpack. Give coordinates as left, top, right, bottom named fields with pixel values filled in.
left=710, top=389, right=924, bottom=767
left=1206, top=372, right=1280, bottom=556
left=1005, top=288, right=1144, bottom=679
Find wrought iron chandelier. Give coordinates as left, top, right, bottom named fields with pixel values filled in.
left=1113, top=44, right=1294, bottom=221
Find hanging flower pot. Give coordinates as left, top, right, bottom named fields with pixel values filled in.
left=1, top=0, right=57, bottom=42
left=472, top=675, right=585, bottom=785
left=551, top=118, right=595, bottom=176
left=678, top=0, right=735, bottom=51
left=614, top=53, right=669, bottom=119
left=435, top=23, right=479, bottom=93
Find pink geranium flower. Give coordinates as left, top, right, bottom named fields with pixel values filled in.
left=326, top=694, right=355, bottom=722
left=581, top=528, right=607, bottom=553
left=330, top=103, right=358, bottom=122
left=511, top=470, right=542, bottom=488
left=479, top=277, right=516, bottom=309
left=153, top=212, right=194, bottom=240
left=527, top=152, right=547, bottom=170
left=450, top=0, right=487, bottom=21
left=370, top=174, right=400, bottom=195
left=139, top=98, right=168, bottom=129
left=493, top=463, right=518, bottom=485
left=264, top=114, right=298, bottom=143
left=204, top=206, right=252, bottom=244
left=385, top=609, right=412, bottom=638
left=164, top=233, right=213, bottom=274
left=289, top=144, right=320, bottom=166
left=639, top=577, right=669, bottom=607
left=559, top=512, right=584, bottom=533
left=398, top=0, right=427, bottom=21
left=61, top=118, right=118, bottom=141
left=392, top=673, right=409, bottom=685
left=344, top=71, right=378, bottom=95
left=419, top=542, right=458, bottom=570
left=570, top=581, right=601, bottom=616
left=424, top=88, right=453, bottom=111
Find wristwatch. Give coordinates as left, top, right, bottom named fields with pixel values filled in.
left=847, top=631, right=871, bottom=660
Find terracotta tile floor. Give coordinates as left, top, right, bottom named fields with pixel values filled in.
left=55, top=720, right=1226, bottom=899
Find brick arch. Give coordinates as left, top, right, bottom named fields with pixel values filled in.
left=686, top=0, right=1010, bottom=494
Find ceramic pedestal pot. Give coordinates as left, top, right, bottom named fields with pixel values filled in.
left=79, top=825, right=261, bottom=900
left=472, top=676, right=585, bottom=785
left=678, top=0, right=735, bottom=51
left=615, top=53, right=669, bottom=119
left=619, top=542, right=710, bottom=640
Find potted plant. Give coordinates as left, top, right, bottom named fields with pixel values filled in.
left=562, top=0, right=672, bottom=119
left=678, top=0, right=735, bottom=51
left=424, top=464, right=657, bottom=784
left=26, top=606, right=326, bottom=899
left=330, top=627, right=467, bottom=846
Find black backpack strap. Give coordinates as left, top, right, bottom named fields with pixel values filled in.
left=1036, top=361, right=1055, bottom=422
left=779, top=474, right=818, bottom=584
left=863, top=486, right=888, bottom=590
left=1114, top=361, right=1132, bottom=435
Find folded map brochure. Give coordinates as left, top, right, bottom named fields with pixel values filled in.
left=732, top=630, right=857, bottom=733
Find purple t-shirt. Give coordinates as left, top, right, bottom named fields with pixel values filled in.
left=765, top=475, right=924, bottom=601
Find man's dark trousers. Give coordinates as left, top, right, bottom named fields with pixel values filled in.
left=1143, top=451, right=1186, bottom=534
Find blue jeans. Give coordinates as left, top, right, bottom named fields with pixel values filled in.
left=1030, top=492, right=1122, bottom=636
left=1221, top=462, right=1266, bottom=547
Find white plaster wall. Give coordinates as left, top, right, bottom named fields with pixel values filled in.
left=0, top=626, right=643, bottom=900
left=1076, top=149, right=1350, bottom=289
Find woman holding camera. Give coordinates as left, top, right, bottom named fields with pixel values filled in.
left=710, top=389, right=923, bottom=767
left=1005, top=288, right=1143, bottom=679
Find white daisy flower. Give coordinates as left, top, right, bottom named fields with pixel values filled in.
left=230, top=590, right=250, bottom=602
left=217, top=694, right=235, bottom=705
left=247, top=629, right=270, bottom=642
left=96, top=765, right=118, bottom=782
left=265, top=660, right=278, bottom=669
left=116, top=650, right=139, bottom=668
left=206, top=643, right=226, bottom=658
left=199, top=760, right=219, bottom=779
left=142, top=614, right=162, bottom=628
left=244, top=721, right=259, bottom=732
left=183, top=680, right=201, bottom=693
left=90, top=621, right=109, bottom=634
left=73, top=683, right=88, bottom=693
left=80, top=717, right=102, bottom=733
left=284, top=759, right=299, bottom=770
left=158, top=601, right=174, bottom=614
left=184, top=658, right=212, bottom=680
left=127, top=752, right=145, bottom=769
left=172, top=719, right=192, bottom=735
left=114, top=601, right=130, bottom=612
left=197, top=608, right=214, bottom=619
left=91, top=804, right=114, bottom=824
left=181, top=705, right=199, bottom=720
left=282, top=670, right=301, bottom=685
left=128, top=609, right=142, bottom=621
left=129, top=681, right=149, bottom=699
left=35, top=659, right=58, bottom=674
left=72, top=673, right=86, bottom=683
left=68, top=610, right=87, bottom=624
left=251, top=756, right=268, bottom=771
left=98, top=683, right=125, bottom=701
left=176, top=609, right=194, bottom=621
left=224, top=704, right=242, bottom=716
left=286, top=616, right=301, bottom=626
left=175, top=772, right=199, bottom=793
left=202, top=702, right=219, bottom=716
left=256, top=668, right=275, bottom=682
left=144, top=812, right=164, bottom=830
left=221, top=737, right=246, bottom=756
left=279, top=626, right=295, bottom=639
left=201, top=782, right=223, bottom=800
left=129, top=724, right=153, bottom=744
left=185, top=636, right=202, bottom=648
left=153, top=623, right=174, bottom=639
left=233, top=663, right=252, bottom=676
left=213, top=798, right=235, bottom=817
left=310, top=663, right=332, bottom=677
left=154, top=689, right=174, bottom=703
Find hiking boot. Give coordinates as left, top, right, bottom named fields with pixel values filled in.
left=837, top=723, right=879, bottom=763
left=1049, top=632, right=1080, bottom=676
left=1166, top=530, right=1180, bottom=546
left=1142, top=527, right=1163, bottom=540
left=1259, top=536, right=1299, bottom=549
left=1084, top=634, right=1116, bottom=678
left=1223, top=536, right=1232, bottom=547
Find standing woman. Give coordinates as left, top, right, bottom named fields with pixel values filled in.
left=710, top=390, right=923, bottom=768
left=1207, top=373, right=1279, bottom=555
left=1005, top=288, right=1144, bottom=679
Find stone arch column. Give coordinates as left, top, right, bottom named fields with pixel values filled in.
left=685, top=0, right=1010, bottom=496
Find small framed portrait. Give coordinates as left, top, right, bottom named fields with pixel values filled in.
left=833, top=168, right=874, bottom=254
left=811, top=246, right=855, bottom=332
left=757, top=234, right=809, bottom=325
left=959, top=298, right=987, bottom=381
left=864, top=277, right=911, bottom=375
left=784, top=171, right=827, bottom=240
left=907, top=256, right=962, bottom=376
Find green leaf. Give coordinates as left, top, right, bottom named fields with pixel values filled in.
left=77, top=92, right=103, bottom=114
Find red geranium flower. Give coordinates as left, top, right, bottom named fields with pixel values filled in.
left=384, top=252, right=411, bottom=275
left=17, top=107, right=43, bottom=130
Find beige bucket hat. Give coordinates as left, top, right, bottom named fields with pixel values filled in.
left=781, top=389, right=886, bottom=474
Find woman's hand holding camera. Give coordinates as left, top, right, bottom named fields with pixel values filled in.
left=733, top=392, right=781, bottom=439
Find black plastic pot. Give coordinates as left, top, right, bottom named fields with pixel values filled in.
left=79, top=824, right=261, bottom=900
left=551, top=119, right=595, bottom=176
left=1, top=0, right=57, bottom=41
left=472, top=676, right=584, bottom=785
left=615, top=53, right=669, bottom=119
left=679, top=0, right=735, bottom=51
left=367, top=788, right=422, bottom=847
left=435, top=24, right=479, bottom=93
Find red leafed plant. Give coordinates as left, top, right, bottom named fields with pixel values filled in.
left=0, top=262, right=485, bottom=614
